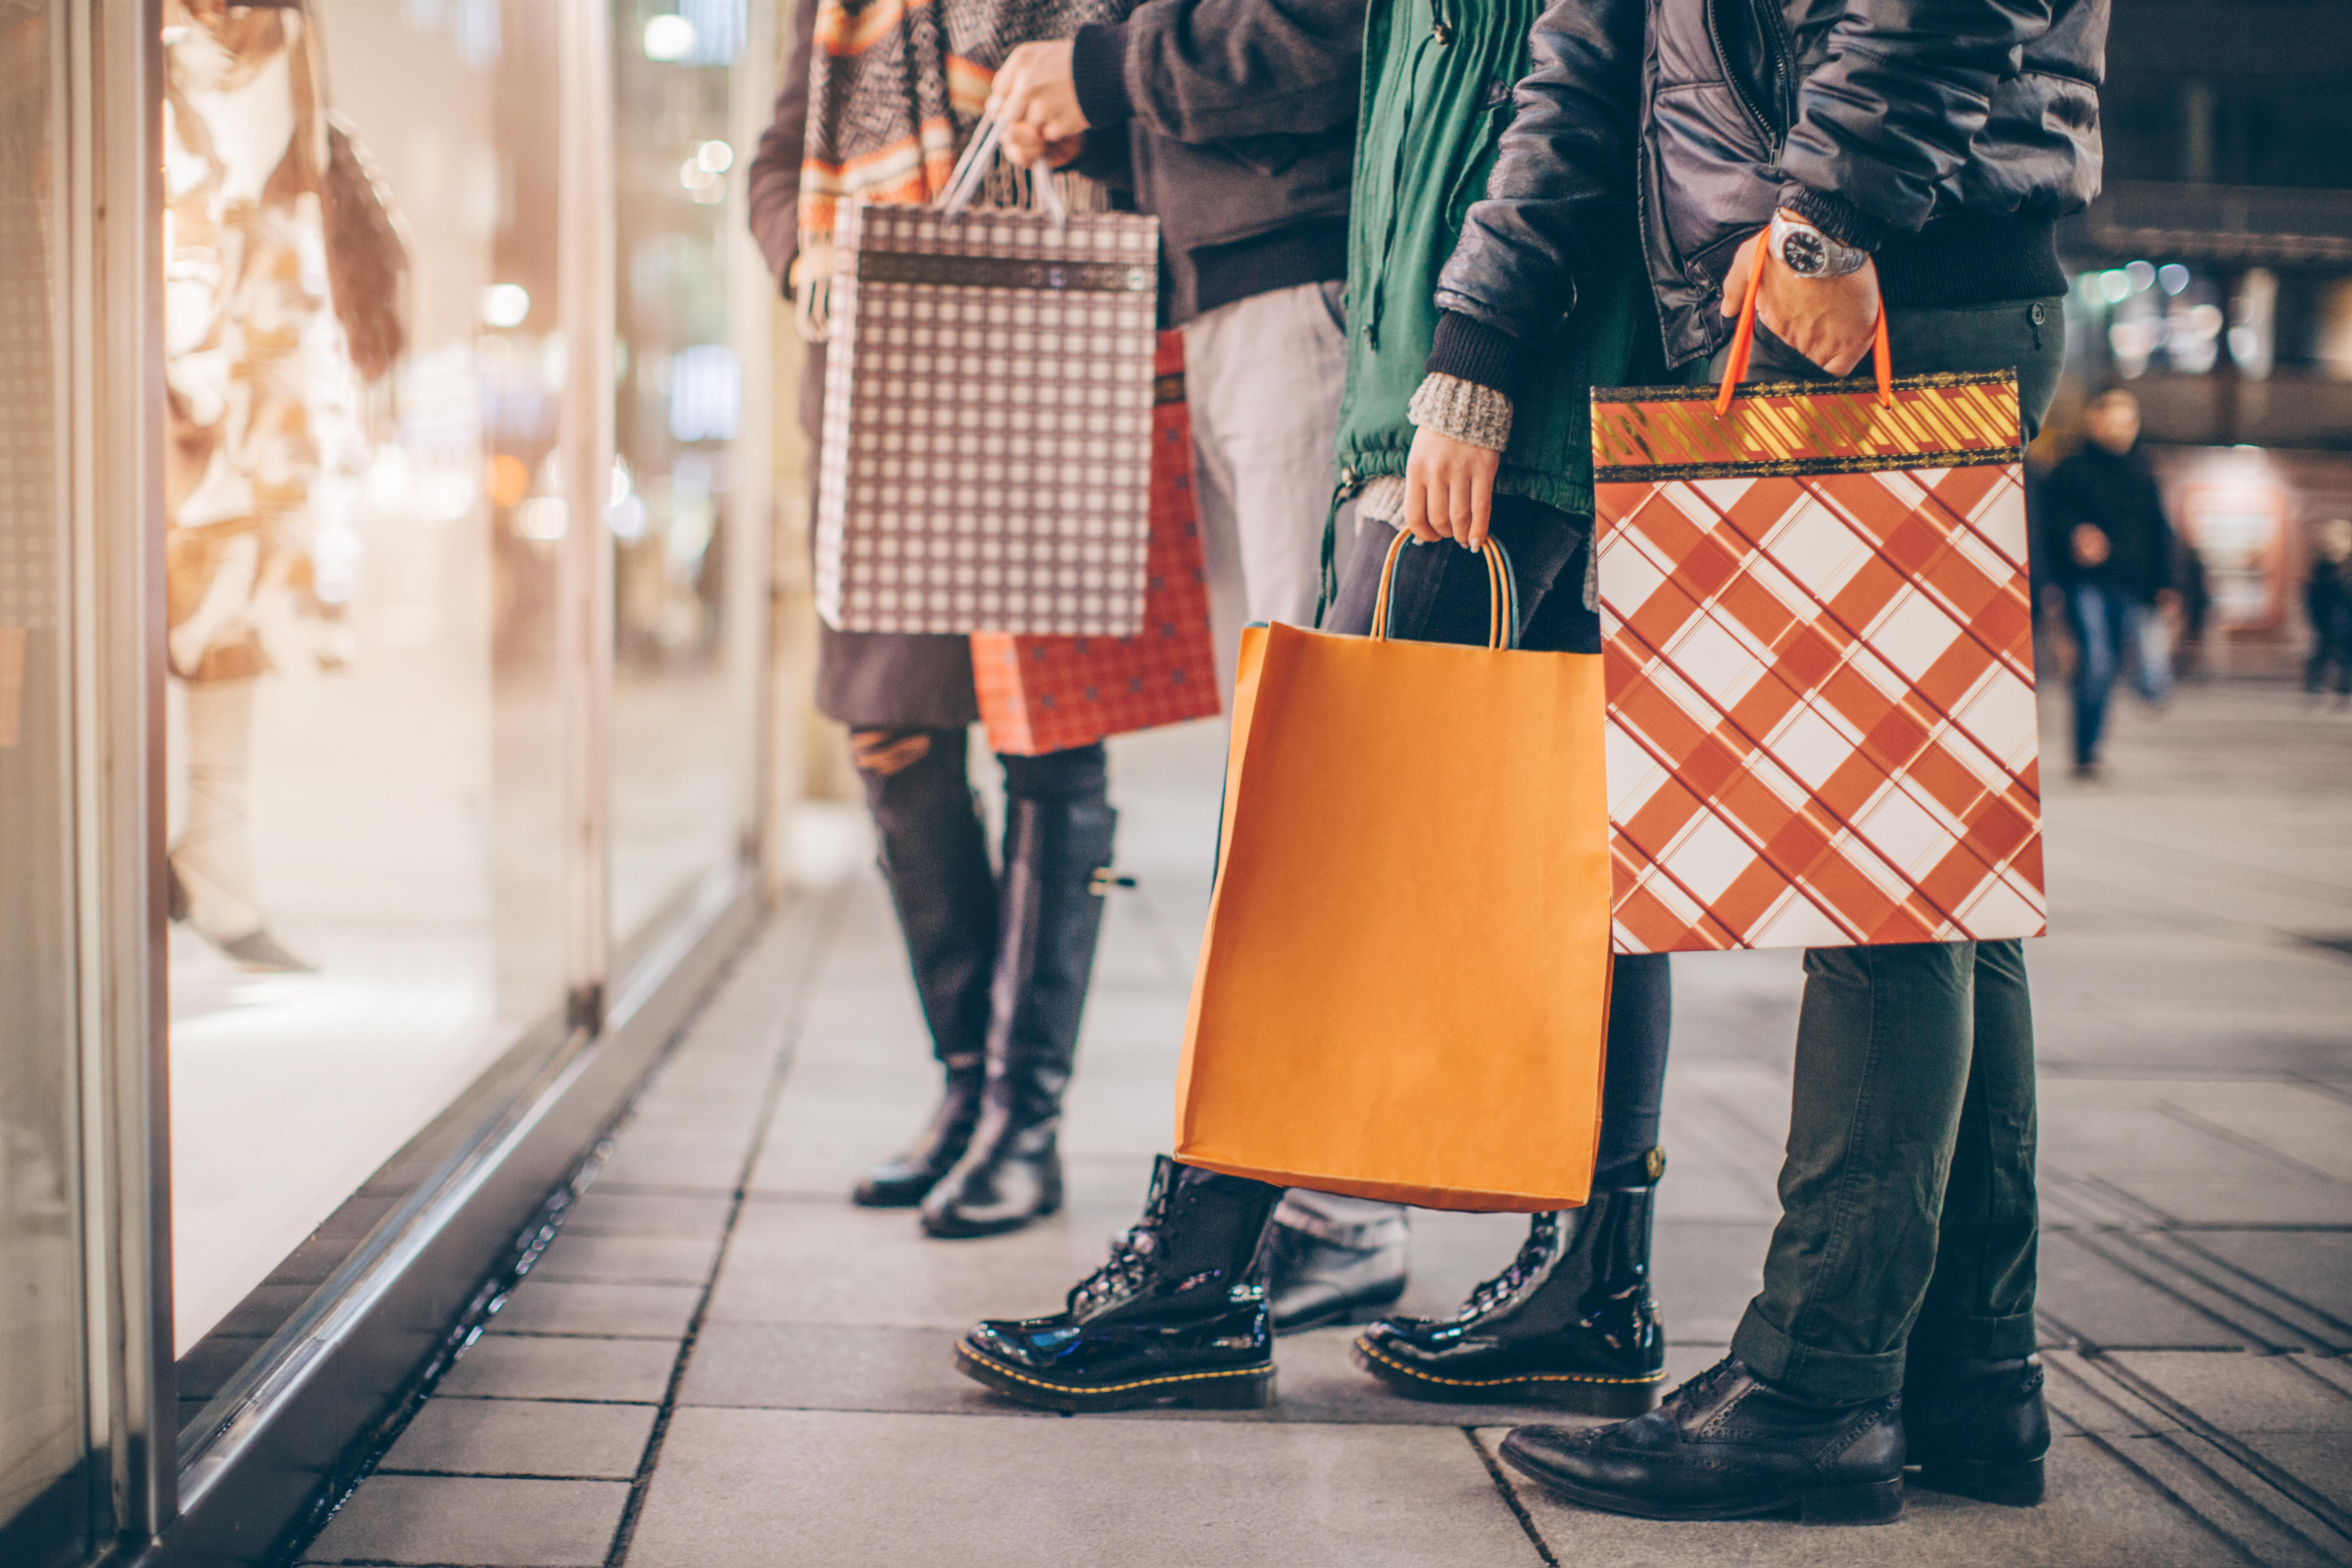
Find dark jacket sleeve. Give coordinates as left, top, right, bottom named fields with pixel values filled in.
left=1424, top=0, right=1644, bottom=395
left=746, top=0, right=821, bottom=288
left=1073, top=0, right=1365, bottom=143
left=1774, top=0, right=2056, bottom=250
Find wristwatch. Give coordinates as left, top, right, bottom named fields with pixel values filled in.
left=1769, top=209, right=1870, bottom=279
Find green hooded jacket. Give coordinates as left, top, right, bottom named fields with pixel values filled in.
left=1333, top=0, right=1661, bottom=521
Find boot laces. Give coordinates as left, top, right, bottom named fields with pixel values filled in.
left=1070, top=1225, right=1158, bottom=1315
left=1454, top=1213, right=1563, bottom=1321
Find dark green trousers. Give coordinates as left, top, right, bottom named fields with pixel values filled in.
left=1698, top=295, right=2063, bottom=1402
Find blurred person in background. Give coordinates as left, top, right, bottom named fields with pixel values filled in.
left=2042, top=387, right=2180, bottom=780
left=2308, top=517, right=2352, bottom=704
left=748, top=0, right=1135, bottom=1243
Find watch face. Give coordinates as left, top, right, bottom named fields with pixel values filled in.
left=1780, top=227, right=1829, bottom=277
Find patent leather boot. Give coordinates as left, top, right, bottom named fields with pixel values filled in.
left=1354, top=1151, right=1666, bottom=1414
left=956, top=1157, right=1284, bottom=1411
left=852, top=733, right=998, bottom=1209
left=1903, top=1354, right=2050, bottom=1506
left=921, top=797, right=1116, bottom=1238
left=1501, top=1356, right=1906, bottom=1524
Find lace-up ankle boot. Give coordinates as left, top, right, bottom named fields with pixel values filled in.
left=921, top=796, right=1116, bottom=1237
left=954, top=1156, right=1283, bottom=1411
left=1353, top=1148, right=1667, bottom=1414
left=1501, top=1355, right=1906, bottom=1524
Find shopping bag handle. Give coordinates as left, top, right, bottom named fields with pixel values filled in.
left=1370, top=531, right=1522, bottom=651
left=1714, top=232, right=1892, bottom=417
left=938, top=103, right=1068, bottom=225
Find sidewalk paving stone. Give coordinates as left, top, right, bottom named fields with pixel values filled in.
left=490, top=1279, right=702, bottom=1340
left=302, top=1475, right=629, bottom=1567
left=433, top=1333, right=679, bottom=1404
left=625, top=1408, right=1544, bottom=1568
left=378, top=1398, right=656, bottom=1480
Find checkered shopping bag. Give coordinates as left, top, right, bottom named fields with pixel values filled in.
left=814, top=125, right=1162, bottom=637
left=972, top=332, right=1220, bottom=755
left=1590, top=287, right=2045, bottom=953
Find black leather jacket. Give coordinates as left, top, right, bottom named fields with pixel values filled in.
left=1432, top=0, right=2105, bottom=372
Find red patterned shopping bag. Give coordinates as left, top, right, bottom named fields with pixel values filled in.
left=1590, top=323, right=2045, bottom=953
left=971, top=332, right=1220, bottom=756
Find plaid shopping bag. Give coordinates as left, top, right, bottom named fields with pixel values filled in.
left=1590, top=355, right=2047, bottom=954
left=815, top=198, right=1162, bottom=636
left=972, top=332, right=1220, bottom=756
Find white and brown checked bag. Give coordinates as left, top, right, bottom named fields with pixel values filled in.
left=815, top=201, right=1162, bottom=636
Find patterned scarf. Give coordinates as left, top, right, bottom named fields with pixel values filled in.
left=797, top=0, right=1131, bottom=251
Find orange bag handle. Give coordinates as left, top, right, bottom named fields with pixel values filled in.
left=1370, top=529, right=1521, bottom=651
left=1714, top=231, right=1893, bottom=417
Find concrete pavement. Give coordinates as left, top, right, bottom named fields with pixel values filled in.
left=300, top=683, right=2352, bottom=1567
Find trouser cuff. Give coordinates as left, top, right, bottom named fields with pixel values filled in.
left=1272, top=1191, right=1411, bottom=1249
left=1732, top=1300, right=1906, bottom=1404
left=1909, top=1306, right=2039, bottom=1362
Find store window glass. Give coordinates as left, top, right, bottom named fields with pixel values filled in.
left=0, top=6, right=91, bottom=1560
left=610, top=0, right=759, bottom=953
left=162, top=0, right=567, bottom=1408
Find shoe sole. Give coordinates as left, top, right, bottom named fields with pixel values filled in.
left=919, top=1197, right=1062, bottom=1239
left=1912, top=1457, right=2045, bottom=1507
left=954, top=1344, right=1274, bottom=1413
left=1352, top=1337, right=1664, bottom=1418
left=1506, top=1462, right=1905, bottom=1526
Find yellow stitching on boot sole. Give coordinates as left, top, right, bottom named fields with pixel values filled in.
left=1354, top=1339, right=1668, bottom=1389
left=958, top=1348, right=1270, bottom=1398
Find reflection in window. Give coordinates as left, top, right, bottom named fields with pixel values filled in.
left=161, top=0, right=565, bottom=1374
left=0, top=3, right=90, bottom=1559
left=610, top=2, right=757, bottom=950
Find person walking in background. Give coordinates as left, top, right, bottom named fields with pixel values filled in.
left=2304, top=516, right=2352, bottom=704
left=746, top=0, right=1133, bottom=1242
left=952, top=0, right=1681, bottom=1417
left=1408, top=0, right=2101, bottom=1525
left=991, top=1, right=1421, bottom=1331
left=2043, top=387, right=2181, bottom=779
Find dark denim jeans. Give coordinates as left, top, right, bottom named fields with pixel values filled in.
left=1705, top=299, right=2060, bottom=1400
left=1325, top=500, right=1671, bottom=1180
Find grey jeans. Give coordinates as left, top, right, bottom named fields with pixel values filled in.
left=1183, top=279, right=1351, bottom=694
left=1186, top=279, right=1407, bottom=1253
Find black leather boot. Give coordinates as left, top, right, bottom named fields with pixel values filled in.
left=1354, top=1151, right=1667, bottom=1415
left=1265, top=1218, right=1409, bottom=1335
left=1501, top=1356, right=1906, bottom=1524
left=955, top=1156, right=1283, bottom=1411
left=853, top=1052, right=985, bottom=1208
left=1903, top=1354, right=2050, bottom=1506
left=851, top=730, right=999, bottom=1209
left=920, top=795, right=1116, bottom=1238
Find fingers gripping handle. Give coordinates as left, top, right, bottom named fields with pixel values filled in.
left=1369, top=533, right=1522, bottom=651
left=1713, top=232, right=1893, bottom=417
left=939, top=103, right=1068, bottom=223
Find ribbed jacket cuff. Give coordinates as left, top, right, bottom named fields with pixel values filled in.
left=1408, top=374, right=1514, bottom=453
left=1425, top=309, right=1532, bottom=398
left=1070, top=24, right=1132, bottom=128
left=1777, top=182, right=1890, bottom=253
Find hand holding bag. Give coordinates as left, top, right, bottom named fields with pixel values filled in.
left=1174, top=535, right=1614, bottom=1212
left=815, top=109, right=1162, bottom=636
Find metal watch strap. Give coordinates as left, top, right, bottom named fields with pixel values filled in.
left=1769, top=210, right=1870, bottom=279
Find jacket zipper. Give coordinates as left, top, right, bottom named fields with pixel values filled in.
left=1705, top=0, right=1781, bottom=156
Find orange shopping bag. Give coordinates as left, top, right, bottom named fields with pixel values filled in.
left=1174, top=534, right=1614, bottom=1212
